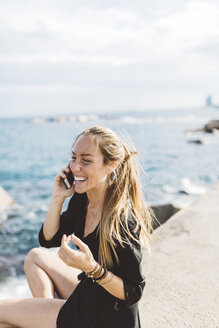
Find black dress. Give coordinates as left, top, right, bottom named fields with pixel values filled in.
left=39, top=192, right=146, bottom=328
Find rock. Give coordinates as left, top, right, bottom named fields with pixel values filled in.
left=212, top=128, right=219, bottom=135
left=26, top=118, right=46, bottom=124
left=77, top=115, right=89, bottom=122
left=187, top=139, right=203, bottom=144
left=0, top=186, right=15, bottom=208
left=0, top=186, right=16, bottom=228
left=52, top=116, right=67, bottom=123
left=204, top=120, right=219, bottom=133
left=140, top=182, right=219, bottom=327
left=69, top=116, right=77, bottom=122
left=151, top=204, right=181, bottom=229
left=185, top=120, right=219, bottom=135
left=184, top=128, right=204, bottom=134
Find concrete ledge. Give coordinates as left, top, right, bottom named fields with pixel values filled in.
left=140, top=182, right=219, bottom=328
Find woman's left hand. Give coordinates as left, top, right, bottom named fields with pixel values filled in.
left=58, top=234, right=96, bottom=273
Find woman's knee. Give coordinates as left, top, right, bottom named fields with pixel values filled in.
left=24, top=247, right=46, bottom=273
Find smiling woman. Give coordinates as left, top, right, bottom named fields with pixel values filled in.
left=70, top=135, right=113, bottom=196
left=0, top=126, right=154, bottom=328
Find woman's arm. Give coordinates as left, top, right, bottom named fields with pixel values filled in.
left=97, top=270, right=125, bottom=300
left=58, top=235, right=138, bottom=302
left=42, top=196, right=65, bottom=241
left=42, top=164, right=75, bottom=241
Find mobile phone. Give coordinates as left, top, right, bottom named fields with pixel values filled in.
left=63, top=170, right=74, bottom=189
left=68, top=234, right=79, bottom=250
left=69, top=239, right=79, bottom=251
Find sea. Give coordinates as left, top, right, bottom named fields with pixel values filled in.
left=0, top=106, right=219, bottom=298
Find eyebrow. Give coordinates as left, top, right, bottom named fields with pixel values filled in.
left=72, top=151, right=94, bottom=157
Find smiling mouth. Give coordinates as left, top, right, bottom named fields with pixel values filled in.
left=74, top=176, right=88, bottom=183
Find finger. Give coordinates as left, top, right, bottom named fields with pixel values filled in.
left=55, top=174, right=63, bottom=182
left=62, top=167, right=70, bottom=175
left=60, top=171, right=67, bottom=178
left=61, top=234, right=68, bottom=247
left=71, top=234, right=88, bottom=252
left=66, top=235, right=71, bottom=246
left=62, top=235, right=77, bottom=255
left=55, top=172, right=67, bottom=181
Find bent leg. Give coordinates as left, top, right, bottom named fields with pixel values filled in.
left=0, top=298, right=65, bottom=328
left=24, top=248, right=81, bottom=299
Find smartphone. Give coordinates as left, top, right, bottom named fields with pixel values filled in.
left=69, top=234, right=79, bottom=250
left=69, top=239, right=79, bottom=251
left=63, top=169, right=74, bottom=189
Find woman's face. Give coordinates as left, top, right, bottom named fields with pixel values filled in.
left=69, top=135, right=110, bottom=194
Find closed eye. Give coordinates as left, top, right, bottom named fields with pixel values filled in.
left=71, top=156, right=91, bottom=163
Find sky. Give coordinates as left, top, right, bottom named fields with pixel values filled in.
left=0, top=0, right=219, bottom=118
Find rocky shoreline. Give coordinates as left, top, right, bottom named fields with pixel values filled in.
left=27, top=113, right=116, bottom=124
left=185, top=119, right=219, bottom=144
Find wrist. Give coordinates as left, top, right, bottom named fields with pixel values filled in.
left=51, top=196, right=66, bottom=205
left=86, top=261, right=103, bottom=279
left=85, top=260, right=98, bottom=274
left=94, top=267, right=108, bottom=282
left=98, top=271, right=113, bottom=285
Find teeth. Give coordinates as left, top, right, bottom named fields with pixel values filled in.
left=75, top=176, right=87, bottom=181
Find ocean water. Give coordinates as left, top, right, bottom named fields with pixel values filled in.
left=0, top=106, right=219, bottom=298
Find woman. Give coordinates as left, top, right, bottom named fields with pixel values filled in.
left=0, top=126, right=153, bottom=328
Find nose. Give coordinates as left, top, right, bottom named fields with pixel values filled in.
left=69, top=159, right=81, bottom=172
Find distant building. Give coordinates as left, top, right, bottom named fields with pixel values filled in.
left=206, top=95, right=219, bottom=108
left=206, top=95, right=212, bottom=107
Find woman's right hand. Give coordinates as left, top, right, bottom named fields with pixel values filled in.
left=52, top=164, right=75, bottom=201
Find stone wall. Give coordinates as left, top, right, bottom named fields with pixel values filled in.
left=140, top=182, right=219, bottom=328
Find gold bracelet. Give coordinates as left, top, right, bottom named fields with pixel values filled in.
left=87, top=263, right=104, bottom=280
left=94, top=267, right=107, bottom=281
left=92, top=265, right=103, bottom=279
left=98, top=271, right=113, bottom=285
left=86, top=262, right=99, bottom=276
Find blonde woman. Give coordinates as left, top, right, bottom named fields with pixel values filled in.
left=0, top=126, right=153, bottom=328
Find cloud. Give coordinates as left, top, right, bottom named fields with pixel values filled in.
left=0, top=54, right=135, bottom=66
left=153, top=1, right=219, bottom=53
left=0, top=84, right=82, bottom=94
left=0, top=1, right=218, bottom=65
left=0, top=0, right=219, bottom=115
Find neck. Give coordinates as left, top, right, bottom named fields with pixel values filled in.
left=86, top=183, right=108, bottom=211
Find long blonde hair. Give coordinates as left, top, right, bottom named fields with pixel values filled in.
left=74, top=126, right=153, bottom=268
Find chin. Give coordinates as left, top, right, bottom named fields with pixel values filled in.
left=74, top=184, right=88, bottom=194
left=74, top=188, right=86, bottom=194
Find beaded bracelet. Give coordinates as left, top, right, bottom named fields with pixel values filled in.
left=94, top=267, right=108, bottom=282
left=92, top=264, right=103, bottom=279
left=86, top=262, right=99, bottom=276
left=87, top=263, right=104, bottom=280
left=99, top=271, right=113, bottom=285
